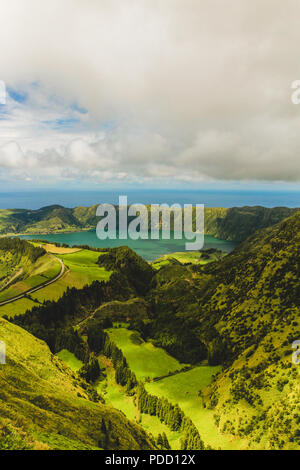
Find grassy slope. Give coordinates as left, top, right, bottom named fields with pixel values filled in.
left=102, top=326, right=245, bottom=449
left=95, top=354, right=182, bottom=450
left=0, top=253, right=61, bottom=303
left=152, top=249, right=226, bottom=269
left=0, top=245, right=112, bottom=317
left=0, top=318, right=154, bottom=450
left=57, top=350, right=180, bottom=448
left=95, top=328, right=245, bottom=449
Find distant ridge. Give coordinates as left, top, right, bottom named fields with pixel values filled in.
left=0, top=204, right=297, bottom=242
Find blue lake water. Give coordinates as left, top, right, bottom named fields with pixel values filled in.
left=19, top=231, right=237, bottom=262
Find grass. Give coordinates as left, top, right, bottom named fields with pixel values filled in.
left=57, top=349, right=83, bottom=372
left=32, top=250, right=111, bottom=303
left=0, top=297, right=39, bottom=318
left=145, top=366, right=248, bottom=449
left=96, top=354, right=182, bottom=449
left=97, top=360, right=137, bottom=422
left=0, top=247, right=112, bottom=315
left=104, top=326, right=248, bottom=450
left=106, top=328, right=187, bottom=380
left=152, top=250, right=225, bottom=269
left=43, top=244, right=81, bottom=254
left=0, top=254, right=61, bottom=303
left=56, top=250, right=111, bottom=286
left=140, top=414, right=182, bottom=449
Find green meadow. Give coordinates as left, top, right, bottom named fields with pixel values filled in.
left=0, top=296, right=39, bottom=318
left=144, top=363, right=248, bottom=449
left=101, top=327, right=247, bottom=449
left=57, top=349, right=83, bottom=372
left=106, top=327, right=187, bottom=380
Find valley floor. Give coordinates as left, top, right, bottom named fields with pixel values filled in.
left=57, top=327, right=250, bottom=450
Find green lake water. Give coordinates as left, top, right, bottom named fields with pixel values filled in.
left=20, top=230, right=236, bottom=261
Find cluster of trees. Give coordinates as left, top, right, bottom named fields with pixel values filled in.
left=137, top=384, right=205, bottom=450
left=86, top=319, right=110, bottom=354
left=55, top=327, right=88, bottom=362
left=79, top=357, right=101, bottom=383
left=98, top=246, right=154, bottom=295
left=0, top=237, right=45, bottom=263
left=156, top=433, right=171, bottom=450
left=103, top=337, right=137, bottom=391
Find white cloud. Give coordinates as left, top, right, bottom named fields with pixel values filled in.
left=0, top=0, right=300, bottom=186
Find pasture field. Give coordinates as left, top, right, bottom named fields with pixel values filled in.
left=55, top=331, right=247, bottom=450
left=57, top=349, right=83, bottom=372
left=0, top=253, right=61, bottom=303
left=97, top=361, right=137, bottom=422
left=0, top=297, right=39, bottom=318
left=104, top=327, right=246, bottom=449
left=0, top=247, right=111, bottom=315
left=31, top=249, right=111, bottom=303
left=106, top=327, right=187, bottom=380
left=43, top=243, right=81, bottom=254
left=145, top=366, right=247, bottom=450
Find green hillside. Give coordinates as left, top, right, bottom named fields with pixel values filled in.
left=0, top=242, right=112, bottom=318
left=0, top=238, right=61, bottom=304
left=0, top=317, right=155, bottom=450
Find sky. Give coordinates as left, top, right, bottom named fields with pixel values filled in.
left=0, top=0, right=300, bottom=191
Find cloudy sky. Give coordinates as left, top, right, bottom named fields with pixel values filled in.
left=0, top=0, right=300, bottom=190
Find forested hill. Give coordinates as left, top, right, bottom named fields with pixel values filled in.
left=193, top=208, right=300, bottom=356
left=204, top=206, right=296, bottom=241
left=187, top=210, right=300, bottom=448
left=0, top=204, right=296, bottom=242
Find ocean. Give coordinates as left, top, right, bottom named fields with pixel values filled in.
left=1, top=189, right=300, bottom=210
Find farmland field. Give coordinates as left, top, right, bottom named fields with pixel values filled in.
left=0, top=254, right=61, bottom=302
left=0, top=246, right=112, bottom=316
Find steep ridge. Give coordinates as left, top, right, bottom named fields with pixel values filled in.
left=187, top=210, right=300, bottom=449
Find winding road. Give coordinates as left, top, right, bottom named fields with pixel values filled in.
left=0, top=255, right=65, bottom=307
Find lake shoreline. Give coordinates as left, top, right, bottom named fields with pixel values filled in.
left=17, top=230, right=237, bottom=262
